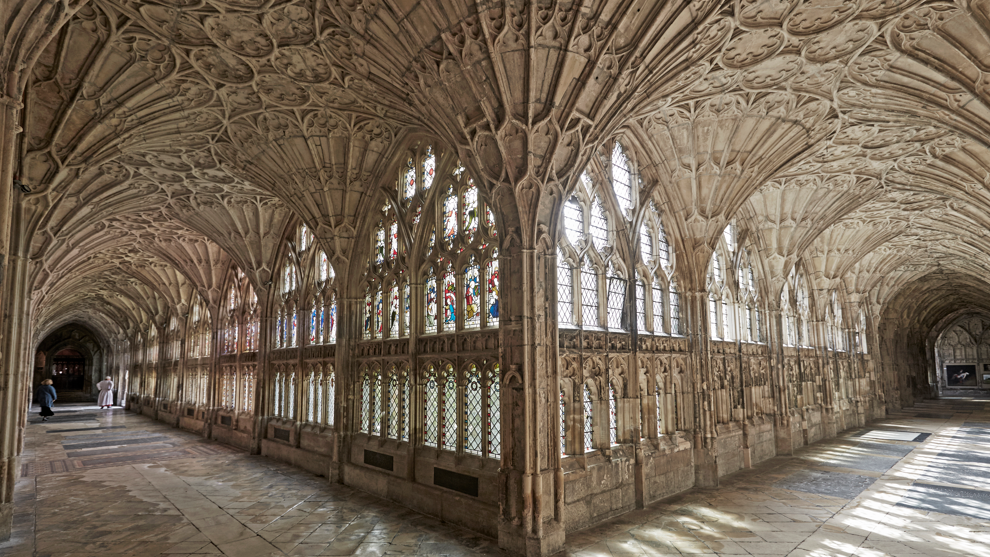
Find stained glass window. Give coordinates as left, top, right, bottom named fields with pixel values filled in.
left=360, top=373, right=370, bottom=433
left=424, top=367, right=438, bottom=447
left=581, top=259, right=598, bottom=328
left=404, top=157, right=416, bottom=203
left=462, top=183, right=478, bottom=242
left=274, top=372, right=284, bottom=418
left=443, top=186, right=457, bottom=248
left=609, top=383, right=618, bottom=446
left=242, top=367, right=255, bottom=414
left=389, top=283, right=399, bottom=338
left=428, top=227, right=435, bottom=251
left=653, top=279, right=664, bottom=334
left=442, top=367, right=457, bottom=451
left=564, top=197, right=583, bottom=246
left=590, top=197, right=608, bottom=252
left=328, top=295, right=337, bottom=343
left=388, top=370, right=399, bottom=438
left=557, top=250, right=573, bottom=326
left=307, top=370, right=316, bottom=422
left=465, top=259, right=480, bottom=329
left=310, top=305, right=318, bottom=344
left=487, top=367, right=500, bottom=459
left=320, top=251, right=330, bottom=282
left=425, top=270, right=438, bottom=334
left=465, top=366, right=482, bottom=455
left=560, top=389, right=567, bottom=456
left=290, top=311, right=298, bottom=348
left=670, top=281, right=680, bottom=334
left=485, top=204, right=497, bottom=237
left=375, top=288, right=384, bottom=338
left=364, top=290, right=373, bottom=339
left=636, top=278, right=646, bottom=332
left=611, top=143, right=632, bottom=218
left=318, top=305, right=325, bottom=344
left=442, top=264, right=456, bottom=330
left=374, top=222, right=385, bottom=265
left=388, top=219, right=398, bottom=260
left=486, top=253, right=499, bottom=325
left=583, top=385, right=594, bottom=452
left=403, top=283, right=411, bottom=337
left=315, top=369, right=324, bottom=424
left=422, top=145, right=435, bottom=191
left=287, top=372, right=296, bottom=419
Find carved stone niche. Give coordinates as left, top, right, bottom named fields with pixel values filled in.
left=558, top=328, right=581, bottom=349
left=417, top=330, right=500, bottom=357
left=270, top=348, right=296, bottom=362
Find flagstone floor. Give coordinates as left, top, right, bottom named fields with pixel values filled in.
left=2, top=400, right=989, bottom=557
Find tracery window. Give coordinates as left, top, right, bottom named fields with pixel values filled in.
left=166, top=316, right=180, bottom=361
left=222, top=281, right=240, bottom=355
left=857, top=310, right=868, bottom=354
left=421, top=162, right=500, bottom=334
left=734, top=250, right=763, bottom=343
left=608, top=382, right=618, bottom=446
left=275, top=258, right=299, bottom=350
left=220, top=366, right=236, bottom=411
left=310, top=251, right=338, bottom=345
left=364, top=199, right=408, bottom=340
left=827, top=292, right=845, bottom=352
left=243, top=288, right=259, bottom=352
left=305, top=364, right=334, bottom=426
left=272, top=366, right=296, bottom=419
left=796, top=276, right=812, bottom=348
left=781, top=283, right=797, bottom=347
left=241, top=365, right=256, bottom=414
left=707, top=253, right=732, bottom=340
left=186, top=297, right=211, bottom=360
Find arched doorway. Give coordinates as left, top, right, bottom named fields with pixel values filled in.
left=51, top=348, right=86, bottom=392
left=934, top=314, right=990, bottom=395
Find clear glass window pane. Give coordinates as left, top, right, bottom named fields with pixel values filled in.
left=581, top=261, right=598, bottom=328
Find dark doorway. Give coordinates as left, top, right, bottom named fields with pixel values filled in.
left=52, top=348, right=86, bottom=391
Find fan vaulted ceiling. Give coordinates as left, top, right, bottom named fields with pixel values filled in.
left=9, top=0, right=990, bottom=343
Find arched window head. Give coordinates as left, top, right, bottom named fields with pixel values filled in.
left=657, top=218, right=671, bottom=269
left=282, top=262, right=298, bottom=295
left=710, top=254, right=722, bottom=286
left=640, top=223, right=652, bottom=263
left=611, top=143, right=633, bottom=219
left=299, top=224, right=311, bottom=252
left=723, top=221, right=735, bottom=253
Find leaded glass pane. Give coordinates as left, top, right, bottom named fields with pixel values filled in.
left=402, top=375, right=410, bottom=441
left=360, top=374, right=370, bottom=433
left=487, top=254, right=499, bottom=325
left=404, top=157, right=416, bottom=202
left=318, top=305, right=325, bottom=344
left=316, top=371, right=324, bottom=424
left=290, top=311, right=297, bottom=347
left=288, top=373, right=296, bottom=419
left=590, top=197, right=608, bottom=252
left=581, top=260, right=598, bottom=328
left=609, top=384, right=618, bottom=446
left=389, top=283, right=400, bottom=337
left=388, top=373, right=399, bottom=438
left=657, top=221, right=670, bottom=269
left=375, top=223, right=385, bottom=265
left=425, top=272, right=437, bottom=334
left=424, top=368, right=438, bottom=447
left=371, top=374, right=382, bottom=436
left=564, top=198, right=583, bottom=246
left=422, top=146, right=435, bottom=191
left=274, top=373, right=283, bottom=418
left=389, top=219, right=398, bottom=261
left=636, top=279, right=646, bottom=332
left=653, top=279, right=664, bottom=334
left=308, top=371, right=316, bottom=422
left=465, top=367, right=482, bottom=455
left=640, top=224, right=652, bottom=262
left=583, top=385, right=594, bottom=452
left=403, top=283, right=411, bottom=337
left=364, top=291, right=373, bottom=339
left=560, top=389, right=567, bottom=456
left=488, top=369, right=500, bottom=459
left=655, top=387, right=663, bottom=436
left=606, top=268, right=626, bottom=330
left=486, top=204, right=497, bottom=237
left=611, top=143, right=632, bottom=218
left=463, top=183, right=478, bottom=242
left=709, top=295, right=719, bottom=338
left=670, top=283, right=680, bottom=334
left=557, top=251, right=573, bottom=326
left=328, top=295, right=337, bottom=343
left=375, top=288, right=383, bottom=338
left=747, top=306, right=754, bottom=341
left=465, top=261, right=481, bottom=329
left=310, top=305, right=318, bottom=344
left=443, top=186, right=457, bottom=249
left=442, top=266, right=456, bottom=331
left=722, top=299, right=732, bottom=341
left=756, top=307, right=763, bottom=343
left=442, top=368, right=457, bottom=451
left=712, top=255, right=722, bottom=284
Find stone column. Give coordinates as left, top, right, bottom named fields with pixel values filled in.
left=0, top=92, right=24, bottom=542
left=497, top=233, right=565, bottom=557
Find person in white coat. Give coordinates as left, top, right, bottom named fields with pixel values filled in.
left=97, top=376, right=114, bottom=409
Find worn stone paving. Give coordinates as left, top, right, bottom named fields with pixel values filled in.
left=2, top=401, right=990, bottom=557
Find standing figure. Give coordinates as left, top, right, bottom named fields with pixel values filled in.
left=97, top=376, right=114, bottom=409
left=37, top=379, right=57, bottom=422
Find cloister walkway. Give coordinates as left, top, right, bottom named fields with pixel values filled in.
left=2, top=400, right=989, bottom=557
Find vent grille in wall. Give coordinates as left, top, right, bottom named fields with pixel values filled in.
left=433, top=467, right=479, bottom=497
left=363, top=450, right=394, bottom=471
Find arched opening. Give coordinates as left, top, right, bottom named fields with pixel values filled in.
left=34, top=323, right=108, bottom=403
left=51, top=349, right=86, bottom=392
left=934, top=313, right=990, bottom=395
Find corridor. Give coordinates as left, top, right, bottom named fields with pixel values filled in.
left=2, top=401, right=989, bottom=557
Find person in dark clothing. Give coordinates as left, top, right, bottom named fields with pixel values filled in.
left=37, top=379, right=56, bottom=422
